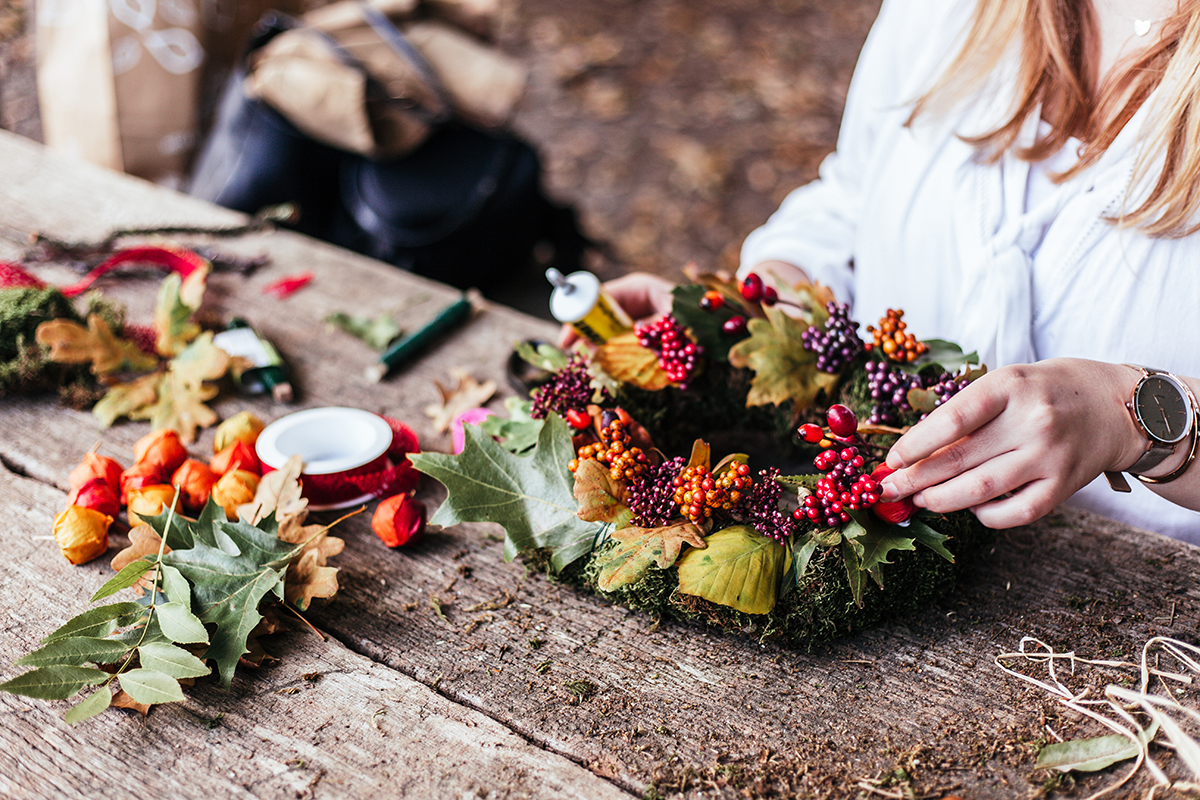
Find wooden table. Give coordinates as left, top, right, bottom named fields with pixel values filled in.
left=2, top=129, right=1199, bottom=800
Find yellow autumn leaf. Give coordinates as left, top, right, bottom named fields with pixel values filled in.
left=596, top=520, right=706, bottom=592
left=676, top=524, right=788, bottom=615
left=593, top=332, right=671, bottom=391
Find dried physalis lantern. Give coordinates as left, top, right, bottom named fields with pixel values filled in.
left=211, top=469, right=260, bottom=521
left=209, top=439, right=261, bottom=476
left=53, top=506, right=112, bottom=565
left=66, top=477, right=121, bottom=519
left=126, top=485, right=182, bottom=528
left=171, top=459, right=219, bottom=511
left=132, top=428, right=189, bottom=476
left=371, top=492, right=426, bottom=547
left=213, top=411, right=266, bottom=452
left=68, top=452, right=123, bottom=496
left=119, top=460, right=165, bottom=504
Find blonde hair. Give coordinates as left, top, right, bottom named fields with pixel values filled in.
left=909, top=0, right=1200, bottom=237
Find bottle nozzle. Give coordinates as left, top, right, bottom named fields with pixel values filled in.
left=545, top=268, right=573, bottom=292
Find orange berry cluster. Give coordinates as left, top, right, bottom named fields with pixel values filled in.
left=671, top=462, right=754, bottom=523
left=865, top=309, right=927, bottom=363
left=569, top=418, right=650, bottom=481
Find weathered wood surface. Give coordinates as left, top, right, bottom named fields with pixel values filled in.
left=3, top=129, right=1200, bottom=799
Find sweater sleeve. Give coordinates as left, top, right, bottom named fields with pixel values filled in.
left=737, top=0, right=950, bottom=306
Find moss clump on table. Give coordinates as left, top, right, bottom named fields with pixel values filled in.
left=526, top=508, right=989, bottom=647
left=0, top=286, right=115, bottom=405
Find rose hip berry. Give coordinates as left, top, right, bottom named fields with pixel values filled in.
left=740, top=273, right=764, bottom=303
left=566, top=409, right=592, bottom=430
left=798, top=423, right=824, bottom=444
left=826, top=404, right=858, bottom=438
left=699, top=290, right=725, bottom=312
left=722, top=315, right=747, bottom=336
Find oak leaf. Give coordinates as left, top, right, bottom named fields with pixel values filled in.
left=727, top=304, right=839, bottom=411
left=424, top=368, right=497, bottom=433
left=154, top=266, right=209, bottom=357
left=596, top=521, right=706, bottom=591
left=592, top=332, right=670, bottom=390
left=410, top=413, right=599, bottom=571
left=35, top=314, right=157, bottom=375
left=573, top=458, right=632, bottom=528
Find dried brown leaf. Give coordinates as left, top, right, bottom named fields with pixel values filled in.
left=424, top=368, right=497, bottom=433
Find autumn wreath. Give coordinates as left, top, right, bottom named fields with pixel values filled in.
left=411, top=268, right=992, bottom=645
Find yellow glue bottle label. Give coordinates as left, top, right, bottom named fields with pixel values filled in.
left=546, top=269, right=633, bottom=345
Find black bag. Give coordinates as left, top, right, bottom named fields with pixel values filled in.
left=187, top=10, right=584, bottom=292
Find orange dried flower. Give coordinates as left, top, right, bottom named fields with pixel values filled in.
left=132, top=428, right=188, bottom=475
left=126, top=484, right=182, bottom=528
left=211, top=469, right=260, bottom=520
left=68, top=452, right=124, bottom=495
left=213, top=411, right=266, bottom=452
left=171, top=458, right=219, bottom=511
left=53, top=505, right=112, bottom=565
left=209, top=439, right=261, bottom=476
left=67, top=477, right=121, bottom=519
left=371, top=492, right=425, bottom=547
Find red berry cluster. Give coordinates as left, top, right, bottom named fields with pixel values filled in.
left=794, top=445, right=881, bottom=530
left=739, top=273, right=778, bottom=306
left=636, top=314, right=703, bottom=388
left=672, top=462, right=753, bottom=524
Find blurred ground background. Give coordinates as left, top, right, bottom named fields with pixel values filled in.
left=0, top=0, right=882, bottom=313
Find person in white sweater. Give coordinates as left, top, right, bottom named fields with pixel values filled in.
left=594, top=0, right=1200, bottom=542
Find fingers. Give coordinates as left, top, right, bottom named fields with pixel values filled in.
left=604, top=272, right=674, bottom=321
left=885, top=378, right=1008, bottom=471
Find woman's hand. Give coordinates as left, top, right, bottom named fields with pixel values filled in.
left=558, top=271, right=675, bottom=348
left=877, top=359, right=1147, bottom=528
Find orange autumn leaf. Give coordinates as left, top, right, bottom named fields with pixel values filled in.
left=110, top=524, right=168, bottom=573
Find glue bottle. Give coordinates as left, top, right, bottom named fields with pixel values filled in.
left=212, top=318, right=294, bottom=403
left=546, top=268, right=633, bottom=345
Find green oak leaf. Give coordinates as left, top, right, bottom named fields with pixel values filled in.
left=596, top=521, right=707, bottom=591
left=727, top=305, right=839, bottom=411
left=843, top=511, right=917, bottom=590
left=161, top=516, right=296, bottom=687
left=841, top=538, right=867, bottom=608
left=676, top=524, right=788, bottom=615
left=411, top=413, right=602, bottom=572
left=480, top=397, right=545, bottom=454
left=907, top=515, right=956, bottom=562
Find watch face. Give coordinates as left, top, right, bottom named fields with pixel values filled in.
left=1134, top=375, right=1193, bottom=444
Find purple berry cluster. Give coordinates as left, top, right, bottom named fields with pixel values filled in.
left=530, top=354, right=600, bottom=420
left=864, top=360, right=922, bottom=425
left=626, top=456, right=687, bottom=527
left=733, top=467, right=797, bottom=543
left=636, top=315, right=703, bottom=388
left=801, top=301, right=863, bottom=373
left=793, top=445, right=881, bottom=530
left=921, top=372, right=971, bottom=419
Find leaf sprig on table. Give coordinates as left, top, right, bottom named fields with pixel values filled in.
left=0, top=456, right=346, bottom=724
left=34, top=261, right=244, bottom=442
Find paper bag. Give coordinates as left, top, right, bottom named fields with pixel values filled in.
left=35, top=0, right=305, bottom=188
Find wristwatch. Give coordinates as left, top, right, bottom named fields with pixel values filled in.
left=1104, top=366, right=1200, bottom=493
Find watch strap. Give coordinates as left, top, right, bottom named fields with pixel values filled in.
left=1105, top=366, right=1199, bottom=492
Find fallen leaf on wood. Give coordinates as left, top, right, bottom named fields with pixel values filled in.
left=424, top=368, right=497, bottom=434
left=35, top=315, right=157, bottom=375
